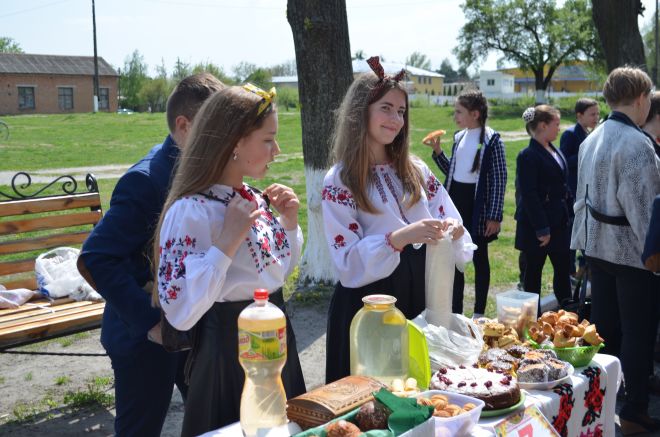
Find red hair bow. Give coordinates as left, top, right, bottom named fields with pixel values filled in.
left=366, top=56, right=405, bottom=82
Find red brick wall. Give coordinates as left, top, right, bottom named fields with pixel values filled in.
left=0, top=73, right=118, bottom=115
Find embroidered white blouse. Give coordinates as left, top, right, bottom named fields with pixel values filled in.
left=321, top=159, right=474, bottom=288
left=157, top=184, right=303, bottom=330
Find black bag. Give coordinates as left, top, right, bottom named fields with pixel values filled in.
left=159, top=310, right=193, bottom=353
left=560, top=265, right=591, bottom=321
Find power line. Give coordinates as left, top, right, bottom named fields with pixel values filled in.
left=0, top=0, right=79, bottom=19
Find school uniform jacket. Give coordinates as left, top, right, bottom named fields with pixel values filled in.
left=432, top=127, right=507, bottom=237
left=80, top=135, right=178, bottom=356
left=515, top=138, right=573, bottom=253
left=571, top=112, right=660, bottom=270
left=559, top=122, right=588, bottom=197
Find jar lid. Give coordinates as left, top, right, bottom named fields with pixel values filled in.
left=362, top=294, right=397, bottom=305
left=254, top=289, right=269, bottom=300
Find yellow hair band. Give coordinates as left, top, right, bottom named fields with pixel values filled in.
left=242, top=83, right=277, bottom=115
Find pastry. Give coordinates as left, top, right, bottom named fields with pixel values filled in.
left=504, top=344, right=531, bottom=358
left=326, top=420, right=361, bottom=437
left=546, top=358, right=569, bottom=380
left=517, top=362, right=549, bottom=383
left=422, top=129, right=447, bottom=145
left=582, top=324, right=604, bottom=346
left=553, top=331, right=578, bottom=348
left=483, top=321, right=506, bottom=338
left=355, top=400, right=390, bottom=431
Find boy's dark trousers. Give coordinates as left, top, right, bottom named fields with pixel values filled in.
left=110, top=341, right=188, bottom=437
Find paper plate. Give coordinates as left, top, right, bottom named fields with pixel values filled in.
left=518, top=363, right=574, bottom=390
left=479, top=391, right=526, bottom=418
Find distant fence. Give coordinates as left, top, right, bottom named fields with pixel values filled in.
left=410, top=90, right=602, bottom=106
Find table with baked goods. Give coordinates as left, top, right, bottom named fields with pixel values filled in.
left=204, top=353, right=620, bottom=437
left=472, top=353, right=621, bottom=436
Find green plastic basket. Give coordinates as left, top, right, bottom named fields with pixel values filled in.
left=524, top=330, right=604, bottom=368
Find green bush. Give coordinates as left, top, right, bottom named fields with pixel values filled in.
left=276, top=87, right=299, bottom=111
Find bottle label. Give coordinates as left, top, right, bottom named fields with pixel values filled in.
left=238, top=327, right=286, bottom=361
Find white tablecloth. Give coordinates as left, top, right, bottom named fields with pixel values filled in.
left=474, top=354, right=621, bottom=436
left=205, top=354, right=621, bottom=437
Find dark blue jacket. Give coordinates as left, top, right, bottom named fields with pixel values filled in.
left=559, top=122, right=587, bottom=197
left=642, top=195, right=660, bottom=270
left=515, top=138, right=573, bottom=253
left=432, top=128, right=507, bottom=237
left=80, top=136, right=178, bottom=356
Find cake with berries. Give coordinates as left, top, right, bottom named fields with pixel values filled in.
left=430, top=365, right=521, bottom=410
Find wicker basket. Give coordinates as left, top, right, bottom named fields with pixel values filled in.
left=525, top=331, right=604, bottom=367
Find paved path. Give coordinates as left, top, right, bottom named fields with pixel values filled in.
left=0, top=165, right=131, bottom=186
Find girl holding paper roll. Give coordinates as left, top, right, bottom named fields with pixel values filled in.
left=321, top=56, right=475, bottom=384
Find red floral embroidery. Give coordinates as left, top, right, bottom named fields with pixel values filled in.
left=426, top=174, right=441, bottom=200
left=158, top=235, right=197, bottom=303
left=333, top=234, right=346, bottom=249
left=167, top=285, right=180, bottom=300
left=552, top=383, right=575, bottom=437
left=581, top=367, right=605, bottom=427
left=438, top=204, right=445, bottom=217
left=322, top=185, right=356, bottom=209
left=348, top=223, right=359, bottom=233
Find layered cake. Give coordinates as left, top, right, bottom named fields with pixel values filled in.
left=430, top=366, right=521, bottom=410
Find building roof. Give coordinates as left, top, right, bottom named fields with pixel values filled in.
left=352, top=59, right=444, bottom=78
left=272, top=75, right=298, bottom=83
left=0, top=53, right=118, bottom=76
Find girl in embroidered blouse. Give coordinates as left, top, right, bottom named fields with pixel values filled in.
left=423, top=89, right=507, bottom=319
left=153, top=85, right=305, bottom=436
left=322, top=57, right=475, bottom=384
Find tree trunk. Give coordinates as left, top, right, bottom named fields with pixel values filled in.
left=533, top=69, right=547, bottom=104
left=592, top=0, right=646, bottom=72
left=287, top=0, right=353, bottom=285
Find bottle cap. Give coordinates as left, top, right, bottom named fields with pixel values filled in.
left=254, top=289, right=269, bottom=300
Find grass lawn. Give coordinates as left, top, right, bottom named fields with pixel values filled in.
left=1, top=107, right=573, bottom=315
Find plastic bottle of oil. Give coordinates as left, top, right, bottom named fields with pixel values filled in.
left=349, top=294, right=409, bottom=384
left=238, top=289, right=287, bottom=437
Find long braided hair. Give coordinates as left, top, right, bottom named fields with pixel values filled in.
left=456, top=89, right=489, bottom=173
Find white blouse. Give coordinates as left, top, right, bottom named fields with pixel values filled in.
left=157, top=184, right=303, bottom=330
left=321, top=159, right=474, bottom=289
left=453, top=127, right=481, bottom=183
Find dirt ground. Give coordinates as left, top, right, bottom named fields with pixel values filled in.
left=1, top=289, right=658, bottom=437
left=0, top=291, right=331, bottom=437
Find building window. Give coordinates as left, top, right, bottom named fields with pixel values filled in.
left=99, top=88, right=109, bottom=110
left=18, top=86, right=35, bottom=109
left=487, top=79, right=495, bottom=86
left=58, top=87, right=74, bottom=110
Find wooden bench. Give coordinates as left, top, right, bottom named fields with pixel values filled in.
left=0, top=172, right=105, bottom=350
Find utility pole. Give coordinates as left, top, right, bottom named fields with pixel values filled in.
left=92, top=0, right=100, bottom=112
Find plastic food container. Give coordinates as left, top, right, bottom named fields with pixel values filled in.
left=414, top=390, right=485, bottom=437
left=496, top=290, right=539, bottom=337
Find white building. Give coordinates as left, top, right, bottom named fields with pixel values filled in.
left=479, top=70, right=515, bottom=98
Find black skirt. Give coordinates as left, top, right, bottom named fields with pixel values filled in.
left=181, top=290, right=306, bottom=437
left=325, top=244, right=426, bottom=384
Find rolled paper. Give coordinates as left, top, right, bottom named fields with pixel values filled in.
left=424, top=236, right=454, bottom=327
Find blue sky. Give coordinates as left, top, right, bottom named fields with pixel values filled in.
left=0, top=0, right=656, bottom=77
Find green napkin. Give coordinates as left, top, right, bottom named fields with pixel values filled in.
left=373, top=388, right=433, bottom=436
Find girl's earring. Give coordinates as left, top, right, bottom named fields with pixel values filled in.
left=233, top=152, right=238, bottom=161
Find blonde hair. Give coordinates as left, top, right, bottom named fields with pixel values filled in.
left=525, top=105, right=560, bottom=135
left=331, top=73, right=423, bottom=213
left=602, top=66, right=653, bottom=107
left=152, top=86, right=276, bottom=306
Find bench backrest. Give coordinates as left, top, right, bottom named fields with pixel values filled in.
left=0, top=173, right=102, bottom=291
